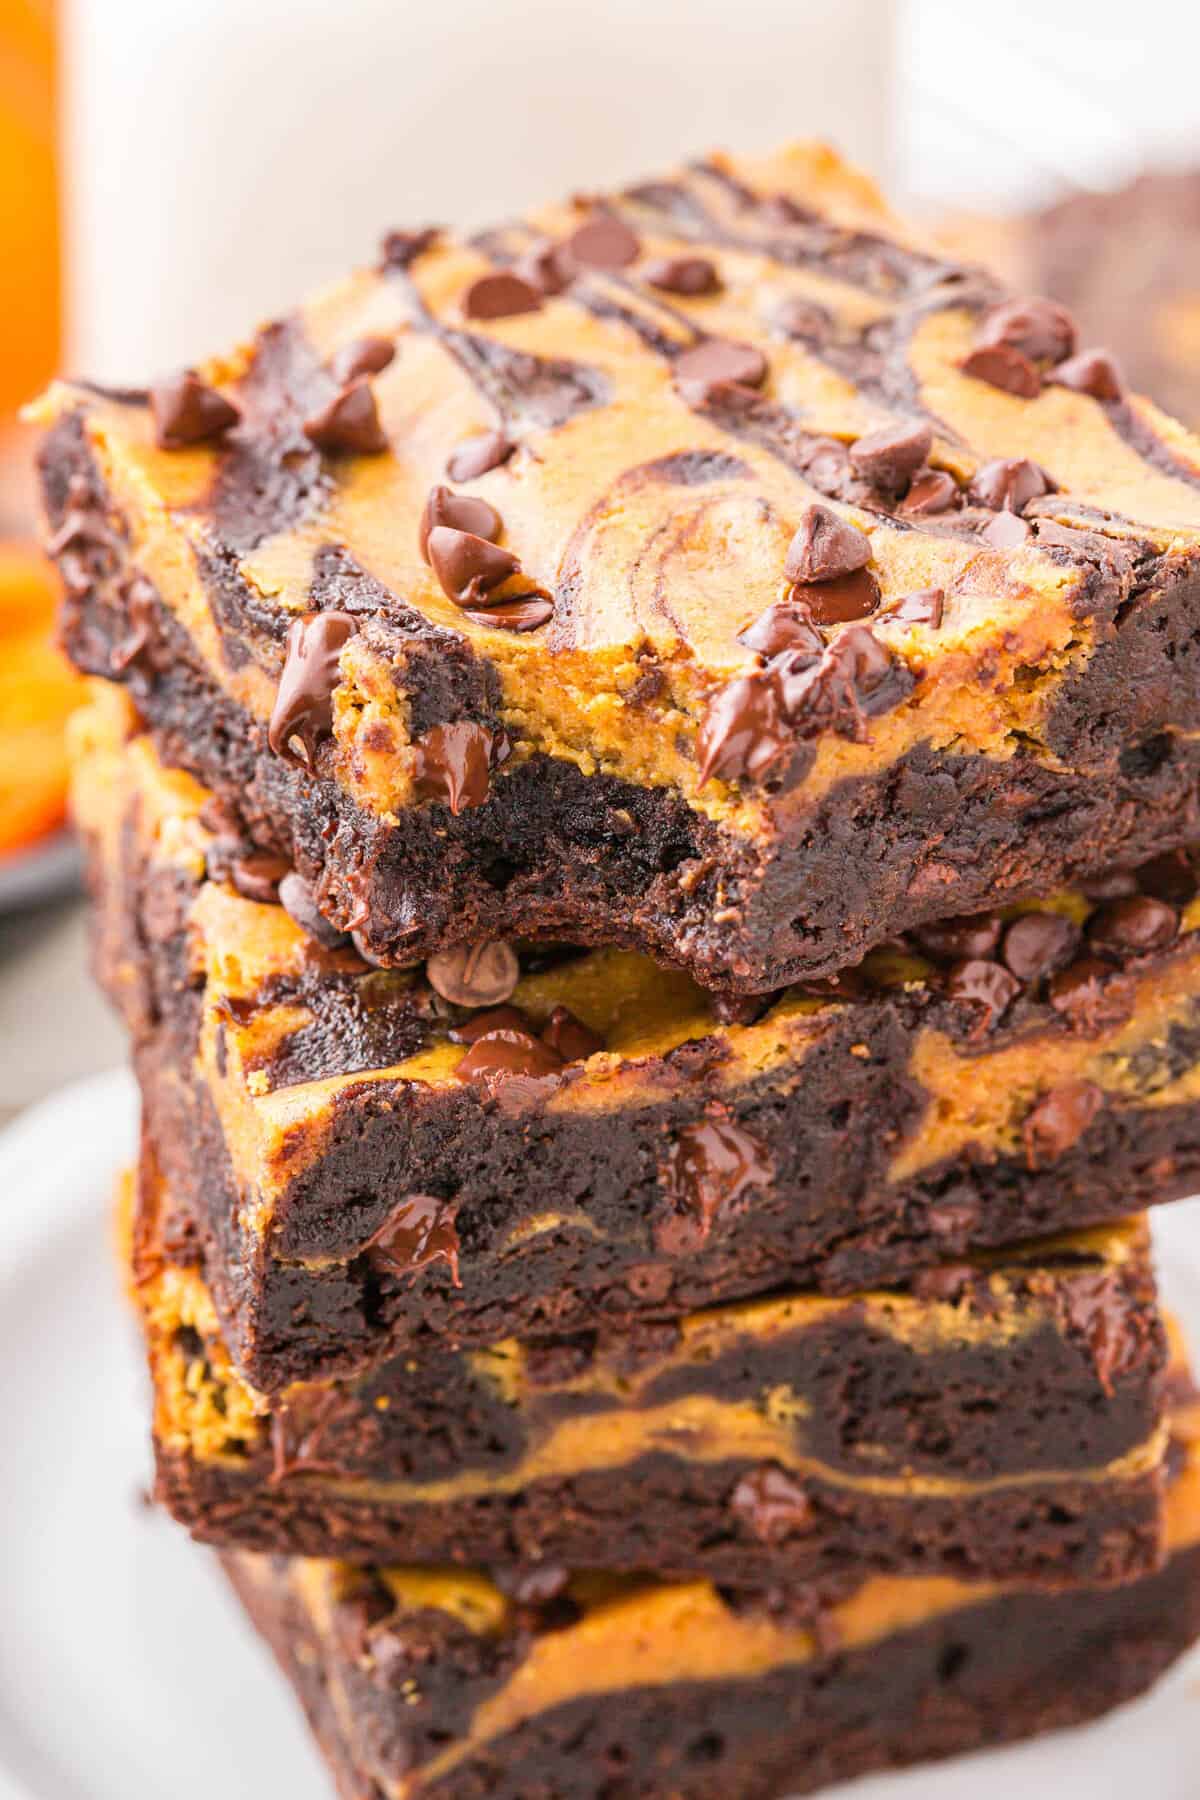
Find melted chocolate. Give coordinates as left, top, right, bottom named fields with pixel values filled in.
left=267, top=611, right=357, bottom=768
left=657, top=1111, right=772, bottom=1249
left=364, top=1193, right=462, bottom=1287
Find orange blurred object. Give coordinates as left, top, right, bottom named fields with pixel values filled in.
left=0, top=545, right=85, bottom=856
left=0, top=0, right=60, bottom=419
left=0, top=4, right=72, bottom=861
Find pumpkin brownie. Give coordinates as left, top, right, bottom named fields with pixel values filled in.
left=219, top=1380, right=1200, bottom=1799
left=125, top=1161, right=1170, bottom=1590
left=36, top=141, right=1200, bottom=993
left=76, top=684, right=1200, bottom=1388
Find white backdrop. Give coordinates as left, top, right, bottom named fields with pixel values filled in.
left=63, top=0, right=892, bottom=380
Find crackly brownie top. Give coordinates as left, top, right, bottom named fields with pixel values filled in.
left=74, top=683, right=1200, bottom=1230
left=236, top=1381, right=1200, bottom=1788
left=37, top=142, right=1200, bottom=831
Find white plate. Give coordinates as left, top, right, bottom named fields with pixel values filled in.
left=0, top=1069, right=1197, bottom=1800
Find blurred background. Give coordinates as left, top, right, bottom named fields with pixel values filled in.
left=3, top=0, right=1200, bottom=1115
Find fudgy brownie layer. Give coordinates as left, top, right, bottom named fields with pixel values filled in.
left=37, top=138, right=1200, bottom=993
left=78, top=685, right=1200, bottom=1390
left=133, top=1152, right=1170, bottom=1587
left=47, top=412, right=1200, bottom=994
left=222, top=1444, right=1200, bottom=1800
left=164, top=1454, right=1166, bottom=1592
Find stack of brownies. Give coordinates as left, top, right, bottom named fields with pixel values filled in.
left=37, top=140, right=1200, bottom=1796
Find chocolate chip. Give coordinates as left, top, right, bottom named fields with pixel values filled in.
left=151, top=371, right=241, bottom=449
left=229, top=852, right=291, bottom=905
left=784, top=503, right=872, bottom=584
left=1059, top=1269, right=1137, bottom=1397
left=913, top=912, right=1002, bottom=963
left=1049, top=348, right=1124, bottom=403
left=1088, top=895, right=1178, bottom=957
left=674, top=339, right=768, bottom=405
left=445, top=431, right=516, bottom=482
left=926, top=1197, right=979, bottom=1240
left=541, top=1005, right=604, bottom=1062
left=426, top=527, right=520, bottom=606
left=802, top=568, right=880, bottom=625
left=730, top=1465, right=812, bottom=1545
left=774, top=296, right=831, bottom=340
left=657, top=1112, right=772, bottom=1249
left=643, top=255, right=721, bottom=296
left=380, top=226, right=440, bottom=268
left=514, top=242, right=573, bottom=297
left=278, top=871, right=350, bottom=948
left=696, top=668, right=792, bottom=787
left=450, top=1004, right=535, bottom=1045
left=944, top=957, right=1021, bottom=1030
left=462, top=271, right=543, bottom=320
left=898, top=469, right=958, bottom=516
left=848, top=421, right=933, bottom=491
left=418, top=486, right=503, bottom=561
left=1022, top=1081, right=1105, bottom=1169
left=911, top=1262, right=975, bottom=1301
left=412, top=720, right=501, bottom=814
left=1001, top=911, right=1080, bottom=983
left=969, top=457, right=1049, bottom=512
left=980, top=510, right=1030, bottom=549
left=460, top=593, right=553, bottom=632
left=878, top=587, right=944, bottom=628
left=426, top=940, right=519, bottom=1009
left=267, top=611, right=357, bottom=768
left=329, top=335, right=396, bottom=384
left=1137, top=849, right=1198, bottom=906
left=975, top=296, right=1077, bottom=365
left=365, top=1194, right=461, bottom=1286
left=780, top=625, right=908, bottom=741
left=303, top=379, right=388, bottom=455
left=1048, top=958, right=1135, bottom=1034
left=564, top=214, right=640, bottom=270
left=269, top=1388, right=358, bottom=1483
left=737, top=601, right=823, bottom=660
left=455, top=1027, right=566, bottom=1084
left=960, top=343, right=1042, bottom=398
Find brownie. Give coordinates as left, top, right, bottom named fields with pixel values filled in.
left=125, top=1154, right=1171, bottom=1589
left=35, top=142, right=1200, bottom=995
left=78, top=684, right=1200, bottom=1389
left=221, top=1392, right=1200, bottom=1798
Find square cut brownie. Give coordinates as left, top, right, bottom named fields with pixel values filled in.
left=223, top=1385, right=1200, bottom=1800
left=36, top=142, right=1200, bottom=994
left=78, top=685, right=1200, bottom=1388
left=127, top=1160, right=1170, bottom=1589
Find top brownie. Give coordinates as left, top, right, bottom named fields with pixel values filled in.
left=36, top=142, right=1200, bottom=992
